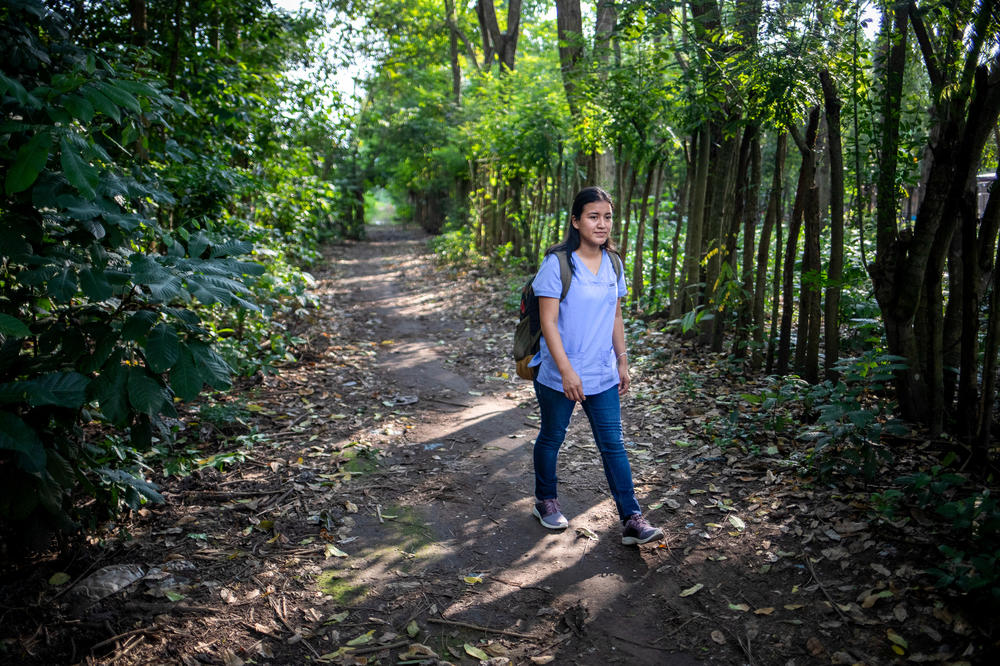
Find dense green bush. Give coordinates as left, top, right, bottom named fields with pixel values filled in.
left=0, top=0, right=347, bottom=546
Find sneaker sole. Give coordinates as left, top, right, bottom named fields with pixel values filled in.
left=622, top=529, right=664, bottom=546
left=532, top=506, right=568, bottom=530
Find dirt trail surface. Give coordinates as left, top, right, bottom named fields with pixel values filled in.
left=1, top=226, right=993, bottom=665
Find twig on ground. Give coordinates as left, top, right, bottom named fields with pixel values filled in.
left=427, top=617, right=540, bottom=640
left=804, top=556, right=851, bottom=623
left=89, top=626, right=153, bottom=652
left=607, top=630, right=676, bottom=652
left=349, top=639, right=411, bottom=655
left=735, top=630, right=754, bottom=666
left=491, top=577, right=553, bottom=594
left=268, top=596, right=320, bottom=659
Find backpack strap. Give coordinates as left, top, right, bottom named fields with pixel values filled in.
left=556, top=250, right=572, bottom=301
left=608, top=250, right=623, bottom=281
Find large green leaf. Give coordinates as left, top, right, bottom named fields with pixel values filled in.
left=210, top=239, right=253, bottom=258
left=91, top=356, right=128, bottom=426
left=144, top=323, right=179, bottom=373
left=26, top=372, right=89, bottom=408
left=60, top=136, right=98, bottom=198
left=169, top=346, right=202, bottom=401
left=79, top=267, right=113, bottom=301
left=121, top=310, right=159, bottom=341
left=81, top=86, right=120, bottom=123
left=0, top=411, right=46, bottom=473
left=5, top=130, right=51, bottom=195
left=97, top=468, right=164, bottom=506
left=94, top=80, right=141, bottom=113
left=47, top=265, right=78, bottom=303
left=189, top=342, right=232, bottom=390
left=127, top=367, right=167, bottom=415
left=63, top=93, right=95, bottom=123
left=0, top=314, right=32, bottom=338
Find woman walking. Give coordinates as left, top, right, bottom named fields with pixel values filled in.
left=528, top=186, right=663, bottom=545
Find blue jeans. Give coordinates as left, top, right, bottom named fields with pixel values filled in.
left=533, top=381, right=642, bottom=521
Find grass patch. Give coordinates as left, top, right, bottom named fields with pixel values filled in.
left=315, top=569, right=368, bottom=604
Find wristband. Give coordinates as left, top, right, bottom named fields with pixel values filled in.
left=617, top=351, right=627, bottom=359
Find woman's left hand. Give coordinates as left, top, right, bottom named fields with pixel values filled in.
left=617, top=357, right=630, bottom=394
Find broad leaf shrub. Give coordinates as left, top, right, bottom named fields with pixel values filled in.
left=0, top=2, right=264, bottom=544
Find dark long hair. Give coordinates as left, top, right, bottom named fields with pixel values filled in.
left=545, top=186, right=620, bottom=273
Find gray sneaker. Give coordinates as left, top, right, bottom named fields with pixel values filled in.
left=533, top=499, right=569, bottom=529
left=621, top=513, right=663, bottom=545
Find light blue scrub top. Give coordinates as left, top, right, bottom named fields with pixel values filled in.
left=530, top=250, right=628, bottom=396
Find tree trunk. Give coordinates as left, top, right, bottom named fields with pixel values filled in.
left=619, top=163, right=637, bottom=263
left=675, top=125, right=711, bottom=318
left=446, top=0, right=462, bottom=104
left=800, top=183, right=822, bottom=383
left=755, top=133, right=786, bottom=371
left=476, top=0, right=522, bottom=71
left=631, top=166, right=656, bottom=312
left=555, top=0, right=584, bottom=117
left=820, top=70, right=844, bottom=380
left=130, top=0, right=147, bottom=47
left=713, top=127, right=753, bottom=352
left=777, top=108, right=820, bottom=375
left=734, top=128, right=761, bottom=360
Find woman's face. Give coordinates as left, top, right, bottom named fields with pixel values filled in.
left=572, top=200, right=613, bottom=249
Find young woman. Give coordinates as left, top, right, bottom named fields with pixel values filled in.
left=528, top=186, right=663, bottom=546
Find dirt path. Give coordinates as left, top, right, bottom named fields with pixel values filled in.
left=3, top=225, right=988, bottom=665
left=306, top=226, right=704, bottom=664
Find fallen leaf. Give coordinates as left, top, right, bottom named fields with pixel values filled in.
left=399, top=644, right=438, bottom=660
left=406, top=620, right=419, bottom=637
left=164, top=590, right=185, bottom=602
left=728, top=603, right=750, bottom=612
left=893, top=604, right=908, bottom=622
left=575, top=527, right=599, bottom=541
left=710, top=630, right=726, bottom=644
left=806, top=636, right=825, bottom=656
left=784, top=604, right=805, bottom=610
left=679, top=583, right=704, bottom=597
left=754, top=607, right=775, bottom=615
left=325, top=544, right=348, bottom=559
left=48, top=572, right=70, bottom=586
left=324, top=611, right=349, bottom=625
left=728, top=515, right=746, bottom=531
left=464, top=643, right=489, bottom=660
left=530, top=657, right=555, bottom=665
left=886, top=629, right=908, bottom=649
left=346, top=630, right=374, bottom=646
left=344, top=501, right=358, bottom=513
left=463, top=574, right=483, bottom=584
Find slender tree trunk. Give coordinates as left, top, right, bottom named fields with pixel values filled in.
left=978, top=232, right=1000, bottom=454
left=446, top=0, right=462, bottom=104
left=800, top=184, right=822, bottom=382
left=620, top=163, right=637, bottom=263
left=777, top=108, right=820, bottom=375
left=765, top=193, right=784, bottom=374
left=631, top=166, right=656, bottom=312
left=649, top=163, right=666, bottom=307
left=714, top=128, right=753, bottom=351
left=754, top=134, right=786, bottom=371
left=734, top=128, right=761, bottom=359
left=821, top=70, right=845, bottom=380
left=675, top=126, right=711, bottom=318
left=669, top=149, right=693, bottom=309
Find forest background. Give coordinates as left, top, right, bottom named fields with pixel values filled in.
left=1, top=0, right=999, bottom=621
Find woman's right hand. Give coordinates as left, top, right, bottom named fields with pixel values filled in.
left=561, top=367, right=585, bottom=402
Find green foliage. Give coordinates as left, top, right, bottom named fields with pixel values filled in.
left=873, top=459, right=1000, bottom=603
left=0, top=0, right=343, bottom=544
left=801, top=352, right=909, bottom=479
